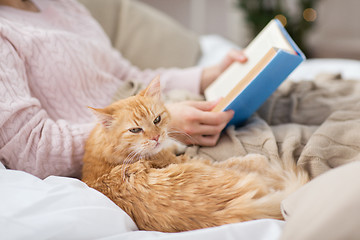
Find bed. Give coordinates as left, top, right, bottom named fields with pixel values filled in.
left=2, top=33, right=360, bottom=239
left=2, top=0, right=360, bottom=239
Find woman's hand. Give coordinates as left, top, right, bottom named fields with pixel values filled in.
left=200, top=49, right=247, bottom=94
left=166, top=100, right=234, bottom=146
left=165, top=49, right=246, bottom=146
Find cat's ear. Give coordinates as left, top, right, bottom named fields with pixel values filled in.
left=141, top=75, right=161, bottom=99
left=89, top=107, right=114, bottom=128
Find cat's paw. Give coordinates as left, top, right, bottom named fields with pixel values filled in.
left=163, top=139, right=187, bottom=155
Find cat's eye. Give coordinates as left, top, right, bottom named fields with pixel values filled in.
left=129, top=128, right=143, bottom=133
left=153, top=115, right=161, bottom=125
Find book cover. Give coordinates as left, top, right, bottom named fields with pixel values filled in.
left=205, top=19, right=305, bottom=126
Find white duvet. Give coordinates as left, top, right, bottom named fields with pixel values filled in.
left=1, top=35, right=360, bottom=240
left=0, top=162, right=284, bottom=240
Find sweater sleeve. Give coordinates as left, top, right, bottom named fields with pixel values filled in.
left=0, top=37, right=94, bottom=179
left=110, top=50, right=204, bottom=94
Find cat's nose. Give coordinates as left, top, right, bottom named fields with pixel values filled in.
left=152, top=135, right=160, bottom=142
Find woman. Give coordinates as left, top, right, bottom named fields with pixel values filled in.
left=0, top=0, right=247, bottom=178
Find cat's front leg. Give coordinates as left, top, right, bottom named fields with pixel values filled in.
left=107, top=160, right=149, bottom=181
left=148, top=150, right=187, bottom=169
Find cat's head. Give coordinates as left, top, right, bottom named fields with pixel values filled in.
left=90, top=76, right=171, bottom=163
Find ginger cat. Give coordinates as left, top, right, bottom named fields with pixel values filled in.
left=82, top=76, right=309, bottom=232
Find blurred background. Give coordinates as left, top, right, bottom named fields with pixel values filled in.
left=139, top=0, right=360, bottom=60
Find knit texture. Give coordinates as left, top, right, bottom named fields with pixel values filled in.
left=0, top=0, right=202, bottom=178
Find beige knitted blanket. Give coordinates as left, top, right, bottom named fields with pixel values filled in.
left=186, top=73, right=360, bottom=178
left=116, top=73, right=360, bottom=179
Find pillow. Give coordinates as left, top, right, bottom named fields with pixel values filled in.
left=78, top=0, right=201, bottom=69
left=280, top=161, right=360, bottom=240
left=0, top=168, right=138, bottom=239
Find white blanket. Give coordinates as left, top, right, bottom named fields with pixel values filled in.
left=0, top=161, right=284, bottom=240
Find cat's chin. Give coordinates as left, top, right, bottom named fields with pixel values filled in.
left=142, top=142, right=164, bottom=157
left=151, top=142, right=164, bottom=154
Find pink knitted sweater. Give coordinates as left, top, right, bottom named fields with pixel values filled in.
left=0, top=0, right=202, bottom=178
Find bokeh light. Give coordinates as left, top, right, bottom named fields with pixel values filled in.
left=275, top=14, right=287, bottom=26
left=303, top=8, right=317, bottom=22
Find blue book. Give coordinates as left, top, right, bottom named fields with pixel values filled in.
left=204, top=19, right=305, bottom=126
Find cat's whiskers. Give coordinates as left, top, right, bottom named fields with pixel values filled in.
left=168, top=128, right=196, bottom=146
left=121, top=150, right=142, bottom=181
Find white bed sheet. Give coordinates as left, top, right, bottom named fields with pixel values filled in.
left=290, top=58, right=360, bottom=81
left=1, top=35, right=359, bottom=240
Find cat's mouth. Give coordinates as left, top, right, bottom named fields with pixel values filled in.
left=137, top=139, right=164, bottom=157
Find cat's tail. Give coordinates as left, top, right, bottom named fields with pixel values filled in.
left=255, top=155, right=309, bottom=219
left=276, top=154, right=309, bottom=194
left=220, top=156, right=309, bottom=222
left=251, top=168, right=308, bottom=220
left=245, top=155, right=309, bottom=219
left=233, top=153, right=309, bottom=194
left=216, top=154, right=310, bottom=222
